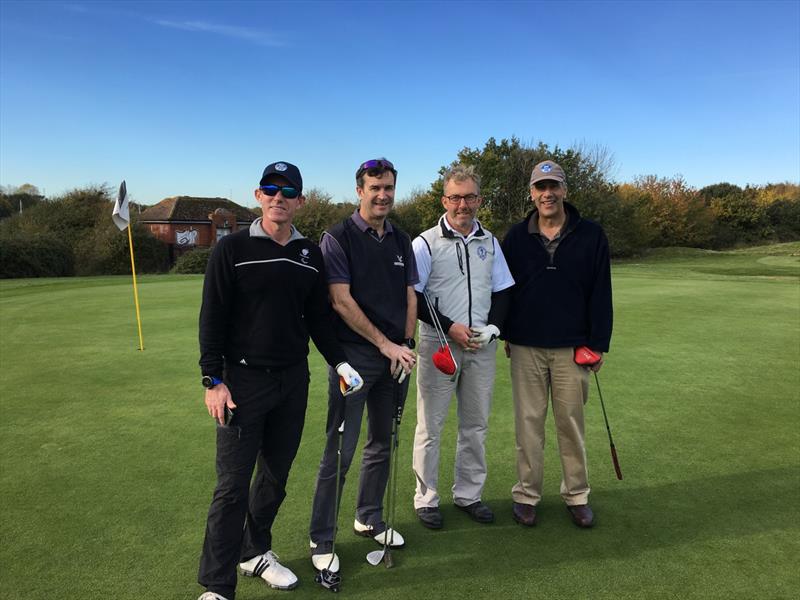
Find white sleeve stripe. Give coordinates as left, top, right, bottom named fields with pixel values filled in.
left=234, top=258, right=319, bottom=273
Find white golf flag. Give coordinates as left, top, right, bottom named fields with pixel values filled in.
left=112, top=180, right=130, bottom=231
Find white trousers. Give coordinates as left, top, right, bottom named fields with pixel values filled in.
left=412, top=335, right=497, bottom=508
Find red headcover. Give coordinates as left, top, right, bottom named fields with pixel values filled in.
left=574, top=346, right=602, bottom=367
left=432, top=346, right=457, bottom=375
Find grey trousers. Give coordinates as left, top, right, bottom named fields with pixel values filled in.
left=309, top=342, right=410, bottom=544
left=412, top=335, right=497, bottom=509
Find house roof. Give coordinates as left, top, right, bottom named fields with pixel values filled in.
left=140, top=196, right=258, bottom=222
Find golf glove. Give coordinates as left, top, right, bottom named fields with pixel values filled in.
left=336, top=362, right=363, bottom=396
left=468, top=324, right=500, bottom=348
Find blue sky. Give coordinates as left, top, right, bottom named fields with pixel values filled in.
left=1, top=0, right=798, bottom=207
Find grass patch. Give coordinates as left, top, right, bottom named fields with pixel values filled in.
left=1, top=247, right=798, bottom=599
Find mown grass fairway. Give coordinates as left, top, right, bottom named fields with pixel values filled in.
left=1, top=245, right=798, bottom=599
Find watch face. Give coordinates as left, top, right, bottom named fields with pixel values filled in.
left=405, top=338, right=416, bottom=349
left=202, top=376, right=213, bottom=389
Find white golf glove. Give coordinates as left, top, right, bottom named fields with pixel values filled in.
left=468, top=324, right=500, bottom=348
left=336, top=362, right=363, bottom=396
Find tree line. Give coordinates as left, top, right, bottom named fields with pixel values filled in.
left=1, top=137, right=798, bottom=278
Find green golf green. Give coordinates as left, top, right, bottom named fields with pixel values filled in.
left=1, top=244, right=798, bottom=599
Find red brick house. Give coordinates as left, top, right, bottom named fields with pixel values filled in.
left=140, top=197, right=259, bottom=262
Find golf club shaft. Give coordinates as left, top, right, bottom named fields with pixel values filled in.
left=328, top=419, right=345, bottom=569
left=423, top=291, right=447, bottom=347
left=593, top=372, right=623, bottom=480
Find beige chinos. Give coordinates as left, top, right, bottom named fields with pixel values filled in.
left=510, top=344, right=590, bottom=506
left=413, top=335, right=497, bottom=508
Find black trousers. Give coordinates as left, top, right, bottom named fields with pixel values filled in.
left=198, top=361, right=309, bottom=600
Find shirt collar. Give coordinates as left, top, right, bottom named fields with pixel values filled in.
left=249, top=218, right=305, bottom=241
left=351, top=209, right=393, bottom=234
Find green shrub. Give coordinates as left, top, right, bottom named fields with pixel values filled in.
left=0, top=235, right=74, bottom=278
left=171, top=247, right=212, bottom=274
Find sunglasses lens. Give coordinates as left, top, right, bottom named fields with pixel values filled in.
left=261, top=185, right=299, bottom=198
left=261, top=185, right=279, bottom=196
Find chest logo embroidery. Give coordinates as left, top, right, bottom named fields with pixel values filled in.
left=393, top=254, right=405, bottom=267
left=300, top=248, right=310, bottom=264
left=477, top=246, right=488, bottom=261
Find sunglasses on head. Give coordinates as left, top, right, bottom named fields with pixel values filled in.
left=359, top=159, right=394, bottom=172
left=259, top=184, right=300, bottom=199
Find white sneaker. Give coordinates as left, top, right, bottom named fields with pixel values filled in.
left=309, top=540, right=339, bottom=573
left=353, top=519, right=405, bottom=548
left=239, top=550, right=298, bottom=590
left=198, top=593, right=229, bottom=600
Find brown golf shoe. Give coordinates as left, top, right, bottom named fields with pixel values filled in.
left=512, top=502, right=538, bottom=527
left=567, top=504, right=595, bottom=528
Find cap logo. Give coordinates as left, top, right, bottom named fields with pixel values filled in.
left=541, top=164, right=552, bottom=173
left=275, top=162, right=288, bottom=172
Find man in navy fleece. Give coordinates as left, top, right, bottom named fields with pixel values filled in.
left=501, top=160, right=613, bottom=530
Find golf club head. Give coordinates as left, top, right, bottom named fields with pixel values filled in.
left=366, top=549, right=385, bottom=566
left=339, top=376, right=361, bottom=397
left=432, top=346, right=457, bottom=375
left=574, top=346, right=602, bottom=367
left=315, top=568, right=341, bottom=591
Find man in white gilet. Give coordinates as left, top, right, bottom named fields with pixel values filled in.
left=411, top=164, right=514, bottom=529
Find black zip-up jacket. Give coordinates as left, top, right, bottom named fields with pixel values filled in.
left=199, top=226, right=346, bottom=378
left=501, top=202, right=613, bottom=352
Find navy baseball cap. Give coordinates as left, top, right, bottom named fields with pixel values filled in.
left=260, top=161, right=303, bottom=192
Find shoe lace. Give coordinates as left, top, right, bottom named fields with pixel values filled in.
left=265, top=549, right=281, bottom=566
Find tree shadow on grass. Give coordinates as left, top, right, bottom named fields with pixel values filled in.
left=325, top=465, right=800, bottom=596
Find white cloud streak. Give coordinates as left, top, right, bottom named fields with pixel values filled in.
left=155, top=19, right=286, bottom=47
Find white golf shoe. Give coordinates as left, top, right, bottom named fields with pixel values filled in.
left=353, top=519, right=405, bottom=548
left=310, top=540, right=340, bottom=573
left=239, top=550, right=298, bottom=590
left=198, top=593, right=229, bottom=600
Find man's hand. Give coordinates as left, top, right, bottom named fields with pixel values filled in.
left=381, top=341, right=416, bottom=383
left=205, top=383, right=236, bottom=425
left=448, top=322, right=479, bottom=352
left=589, top=353, right=604, bottom=372
left=336, top=362, right=364, bottom=396
left=468, top=325, right=500, bottom=348
left=504, top=341, right=511, bottom=359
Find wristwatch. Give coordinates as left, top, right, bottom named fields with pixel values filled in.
left=402, top=338, right=416, bottom=350
left=202, top=375, right=223, bottom=389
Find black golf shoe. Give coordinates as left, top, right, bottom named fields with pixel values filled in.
left=416, top=507, right=443, bottom=529
left=567, top=504, right=595, bottom=528
left=455, top=501, right=495, bottom=524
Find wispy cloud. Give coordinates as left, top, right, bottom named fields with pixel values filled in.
left=155, top=20, right=287, bottom=47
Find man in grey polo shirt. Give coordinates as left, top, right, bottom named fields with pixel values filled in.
left=411, top=163, right=514, bottom=529
left=309, top=158, right=418, bottom=574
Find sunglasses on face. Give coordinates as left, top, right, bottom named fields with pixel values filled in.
left=259, top=185, right=300, bottom=199
left=533, top=181, right=562, bottom=192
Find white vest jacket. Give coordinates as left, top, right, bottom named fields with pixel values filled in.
left=418, top=217, right=496, bottom=339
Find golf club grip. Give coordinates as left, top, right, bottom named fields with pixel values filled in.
left=610, top=445, right=623, bottom=480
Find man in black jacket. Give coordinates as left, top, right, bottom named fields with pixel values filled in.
left=501, top=160, right=613, bottom=530
left=196, top=161, right=362, bottom=600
